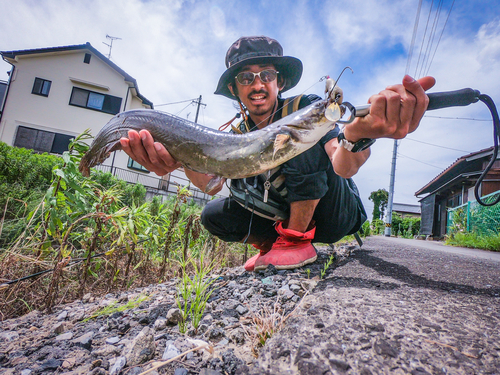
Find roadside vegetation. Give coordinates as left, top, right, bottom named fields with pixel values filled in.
left=0, top=136, right=247, bottom=321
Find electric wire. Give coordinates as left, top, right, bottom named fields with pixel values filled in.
left=155, top=98, right=199, bottom=107
left=403, top=137, right=472, bottom=153
left=424, top=0, right=455, bottom=76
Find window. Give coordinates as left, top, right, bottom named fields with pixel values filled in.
left=84, top=53, right=91, bottom=64
left=69, top=87, right=122, bottom=115
left=14, top=126, right=73, bottom=154
left=128, top=157, right=150, bottom=173
left=32, top=78, right=51, bottom=97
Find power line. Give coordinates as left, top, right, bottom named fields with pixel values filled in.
left=397, top=152, right=447, bottom=169
left=403, top=137, right=472, bottom=153
left=155, top=98, right=199, bottom=107
left=424, top=115, right=490, bottom=121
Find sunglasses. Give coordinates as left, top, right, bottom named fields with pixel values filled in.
left=235, top=69, right=279, bottom=85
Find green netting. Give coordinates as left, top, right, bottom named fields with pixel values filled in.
left=447, top=190, right=500, bottom=236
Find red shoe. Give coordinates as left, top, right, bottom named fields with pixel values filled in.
left=254, top=222, right=317, bottom=271
left=244, top=241, right=274, bottom=272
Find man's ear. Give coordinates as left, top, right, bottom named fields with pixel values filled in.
left=228, top=83, right=237, bottom=97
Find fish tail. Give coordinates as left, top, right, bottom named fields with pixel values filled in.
left=79, top=141, right=122, bottom=177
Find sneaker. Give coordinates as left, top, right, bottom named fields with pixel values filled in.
left=253, top=222, right=317, bottom=271
left=244, top=241, right=273, bottom=272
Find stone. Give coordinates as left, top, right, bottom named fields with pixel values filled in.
left=0, top=331, right=19, bottom=342
left=109, top=356, right=127, bottom=375
left=373, top=338, right=399, bottom=358
left=162, top=341, right=181, bottom=360
left=53, top=322, right=67, bottom=334
left=235, top=304, right=248, bottom=315
left=57, top=310, right=68, bottom=320
left=122, top=326, right=156, bottom=366
left=166, top=308, right=183, bottom=324
left=105, top=336, right=121, bottom=345
left=55, top=331, right=74, bottom=341
left=174, top=368, right=189, bottom=375
left=72, top=331, right=94, bottom=350
left=154, top=317, right=168, bottom=330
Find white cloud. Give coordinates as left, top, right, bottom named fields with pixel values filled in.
left=1, top=0, right=499, bottom=219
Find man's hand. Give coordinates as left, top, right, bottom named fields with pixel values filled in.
left=120, top=130, right=181, bottom=176
left=344, top=75, right=436, bottom=142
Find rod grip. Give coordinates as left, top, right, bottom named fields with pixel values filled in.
left=427, top=88, right=481, bottom=111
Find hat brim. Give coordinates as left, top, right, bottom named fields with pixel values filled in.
left=214, top=56, right=303, bottom=100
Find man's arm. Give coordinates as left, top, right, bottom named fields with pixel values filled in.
left=326, top=75, right=436, bottom=178
left=325, top=138, right=371, bottom=178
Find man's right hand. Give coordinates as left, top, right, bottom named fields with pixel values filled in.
left=120, top=130, right=181, bottom=176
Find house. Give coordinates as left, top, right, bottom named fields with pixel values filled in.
left=415, top=147, right=500, bottom=238
left=0, top=43, right=225, bottom=203
left=392, top=203, right=421, bottom=218
left=0, top=42, right=152, bottom=169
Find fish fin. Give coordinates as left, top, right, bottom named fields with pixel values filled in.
left=273, top=134, right=290, bottom=159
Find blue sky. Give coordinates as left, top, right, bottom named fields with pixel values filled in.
left=1, top=0, right=499, bottom=217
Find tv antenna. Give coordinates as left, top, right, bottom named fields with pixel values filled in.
left=103, top=34, right=122, bottom=59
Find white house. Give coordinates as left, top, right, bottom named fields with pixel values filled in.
left=0, top=42, right=152, bottom=169
left=0, top=43, right=226, bottom=203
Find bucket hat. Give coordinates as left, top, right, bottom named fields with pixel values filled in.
left=214, top=36, right=303, bottom=100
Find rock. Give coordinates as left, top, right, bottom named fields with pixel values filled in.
left=72, top=331, right=94, bottom=350
left=109, top=356, right=126, bottom=375
left=154, top=317, right=168, bottom=330
left=174, top=368, right=189, bottom=375
left=55, top=332, right=74, bottom=341
left=0, top=331, right=19, bottom=342
left=53, top=322, right=67, bottom=334
left=373, top=338, right=399, bottom=358
left=20, top=370, right=32, bottom=375
left=166, top=308, right=183, bottom=324
left=162, top=341, right=181, bottom=360
left=82, top=293, right=93, bottom=303
left=105, top=336, right=121, bottom=345
left=57, top=310, right=68, bottom=321
left=39, top=358, right=63, bottom=371
left=122, top=326, right=156, bottom=366
left=235, top=305, right=248, bottom=315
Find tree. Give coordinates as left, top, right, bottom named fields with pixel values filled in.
left=369, top=189, right=389, bottom=222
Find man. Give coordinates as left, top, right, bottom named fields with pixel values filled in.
left=120, top=36, right=435, bottom=272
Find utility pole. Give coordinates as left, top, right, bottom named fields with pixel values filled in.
left=193, top=95, right=206, bottom=124
left=385, top=140, right=398, bottom=236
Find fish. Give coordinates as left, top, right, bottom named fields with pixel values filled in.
left=79, top=92, right=342, bottom=190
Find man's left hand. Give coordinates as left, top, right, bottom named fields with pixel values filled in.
left=344, top=75, right=436, bottom=142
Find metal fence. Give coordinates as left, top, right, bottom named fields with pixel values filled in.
left=447, top=190, right=500, bottom=236
left=94, top=165, right=223, bottom=206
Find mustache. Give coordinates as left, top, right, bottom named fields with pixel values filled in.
left=248, top=89, right=268, bottom=98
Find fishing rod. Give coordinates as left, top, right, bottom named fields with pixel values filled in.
left=339, top=88, right=500, bottom=207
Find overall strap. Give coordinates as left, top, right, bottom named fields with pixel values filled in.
left=282, top=94, right=304, bottom=118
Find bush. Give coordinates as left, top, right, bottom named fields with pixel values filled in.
left=361, top=220, right=371, bottom=237
left=371, top=219, right=385, bottom=235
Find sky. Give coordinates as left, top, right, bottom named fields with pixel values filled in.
left=1, top=0, right=500, bottom=218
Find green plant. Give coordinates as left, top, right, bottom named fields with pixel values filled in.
left=320, top=253, right=335, bottom=279
left=305, top=268, right=311, bottom=279
left=83, top=294, right=149, bottom=322
left=361, top=220, right=371, bottom=237
left=176, top=252, right=217, bottom=334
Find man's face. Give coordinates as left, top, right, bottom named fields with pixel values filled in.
left=231, top=64, right=281, bottom=119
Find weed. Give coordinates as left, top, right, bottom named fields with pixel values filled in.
left=176, top=251, right=217, bottom=334
left=305, top=268, right=311, bottom=279
left=83, top=294, right=148, bottom=322
left=320, top=253, right=336, bottom=279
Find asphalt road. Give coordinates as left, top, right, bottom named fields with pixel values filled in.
left=254, top=235, right=500, bottom=374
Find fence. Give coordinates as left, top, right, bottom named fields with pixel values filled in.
left=94, top=165, right=224, bottom=206
left=447, top=190, right=500, bottom=236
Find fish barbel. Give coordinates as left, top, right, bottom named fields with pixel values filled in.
left=79, top=95, right=341, bottom=181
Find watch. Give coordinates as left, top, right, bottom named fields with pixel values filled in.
left=337, top=131, right=376, bottom=152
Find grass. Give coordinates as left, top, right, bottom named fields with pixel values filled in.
left=445, top=231, right=500, bottom=251
left=83, top=294, right=149, bottom=322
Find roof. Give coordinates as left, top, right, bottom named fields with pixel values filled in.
left=392, top=203, right=421, bottom=214
left=415, top=146, right=497, bottom=197
left=1, top=43, right=153, bottom=107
